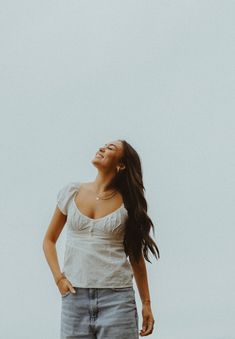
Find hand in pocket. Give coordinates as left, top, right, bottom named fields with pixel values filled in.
left=57, top=276, right=76, bottom=296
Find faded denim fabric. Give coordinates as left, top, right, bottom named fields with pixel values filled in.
left=60, top=286, right=139, bottom=339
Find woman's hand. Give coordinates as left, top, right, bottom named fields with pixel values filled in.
left=139, top=303, right=155, bottom=336
left=57, top=277, right=76, bottom=296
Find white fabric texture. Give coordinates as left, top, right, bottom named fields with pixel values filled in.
left=56, top=181, right=134, bottom=288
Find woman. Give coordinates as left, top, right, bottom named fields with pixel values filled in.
left=43, top=139, right=160, bottom=338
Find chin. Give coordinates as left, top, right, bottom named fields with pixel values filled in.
left=91, top=158, right=100, bottom=166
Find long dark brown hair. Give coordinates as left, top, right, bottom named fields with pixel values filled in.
left=109, top=139, right=160, bottom=264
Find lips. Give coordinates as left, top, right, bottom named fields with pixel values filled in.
left=96, top=152, right=104, bottom=158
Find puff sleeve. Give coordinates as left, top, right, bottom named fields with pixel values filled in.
left=56, top=182, right=79, bottom=215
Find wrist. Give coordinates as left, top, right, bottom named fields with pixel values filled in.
left=142, top=299, right=151, bottom=306
left=55, top=272, right=66, bottom=285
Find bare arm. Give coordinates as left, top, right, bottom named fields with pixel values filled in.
left=42, top=206, right=67, bottom=284
left=129, top=252, right=155, bottom=336
left=129, top=252, right=151, bottom=306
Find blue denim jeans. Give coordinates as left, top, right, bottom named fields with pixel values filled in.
left=60, top=286, right=139, bottom=338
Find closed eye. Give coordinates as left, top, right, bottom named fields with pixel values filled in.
left=103, top=143, right=116, bottom=151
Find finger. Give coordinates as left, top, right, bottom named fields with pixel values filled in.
left=144, top=323, right=154, bottom=335
left=67, top=281, right=76, bottom=293
left=141, top=319, right=148, bottom=333
left=70, top=286, right=76, bottom=293
left=140, top=321, right=154, bottom=336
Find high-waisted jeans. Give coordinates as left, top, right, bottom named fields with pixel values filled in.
left=60, top=286, right=139, bottom=339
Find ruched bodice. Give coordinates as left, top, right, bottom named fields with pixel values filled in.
left=56, top=181, right=134, bottom=287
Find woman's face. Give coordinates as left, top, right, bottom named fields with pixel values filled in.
left=91, top=140, right=124, bottom=171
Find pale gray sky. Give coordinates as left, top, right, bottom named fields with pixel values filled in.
left=0, top=1, right=234, bottom=338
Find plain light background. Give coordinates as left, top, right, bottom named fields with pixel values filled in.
left=0, top=1, right=234, bottom=338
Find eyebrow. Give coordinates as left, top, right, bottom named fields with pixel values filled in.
left=105, top=143, right=118, bottom=149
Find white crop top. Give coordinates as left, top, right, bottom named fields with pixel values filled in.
left=56, top=181, right=134, bottom=288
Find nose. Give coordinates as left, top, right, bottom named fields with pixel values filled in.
left=99, top=146, right=105, bottom=152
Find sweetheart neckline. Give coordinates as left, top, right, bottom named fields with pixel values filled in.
left=72, top=191, right=126, bottom=221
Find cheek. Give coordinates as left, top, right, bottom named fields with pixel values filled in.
left=104, top=156, right=117, bottom=165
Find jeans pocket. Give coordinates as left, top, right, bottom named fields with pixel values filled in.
left=61, top=290, right=71, bottom=298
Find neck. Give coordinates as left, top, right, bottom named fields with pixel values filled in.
left=92, top=171, right=116, bottom=194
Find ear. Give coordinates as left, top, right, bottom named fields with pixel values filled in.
left=120, top=164, right=125, bottom=170
left=118, top=160, right=125, bottom=170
